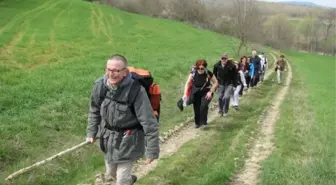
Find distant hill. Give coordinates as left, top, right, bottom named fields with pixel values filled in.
left=279, top=1, right=323, bottom=7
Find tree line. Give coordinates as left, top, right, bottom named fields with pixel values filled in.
left=90, top=0, right=336, bottom=56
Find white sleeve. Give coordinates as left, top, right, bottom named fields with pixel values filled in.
left=239, top=70, right=247, bottom=87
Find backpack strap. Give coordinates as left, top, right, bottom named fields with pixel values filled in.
left=101, top=78, right=141, bottom=116
left=127, top=80, right=142, bottom=116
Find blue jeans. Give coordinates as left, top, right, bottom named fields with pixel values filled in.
left=217, top=84, right=233, bottom=114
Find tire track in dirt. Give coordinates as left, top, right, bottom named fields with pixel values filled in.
left=88, top=53, right=277, bottom=185
left=53, top=1, right=73, bottom=26
left=0, top=0, right=63, bottom=69
left=25, top=31, right=57, bottom=69
left=0, top=0, right=54, bottom=36
left=229, top=52, right=292, bottom=185
left=23, top=1, right=70, bottom=69
left=0, top=0, right=61, bottom=37
left=92, top=5, right=109, bottom=39
left=230, top=54, right=277, bottom=152
left=24, top=29, right=37, bottom=65
left=25, top=1, right=72, bottom=70
left=90, top=6, right=98, bottom=38
left=0, top=31, right=25, bottom=68
left=97, top=7, right=114, bottom=43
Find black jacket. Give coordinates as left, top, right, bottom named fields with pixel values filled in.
left=213, top=61, right=237, bottom=87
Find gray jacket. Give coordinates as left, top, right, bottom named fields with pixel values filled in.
left=86, top=74, right=160, bottom=164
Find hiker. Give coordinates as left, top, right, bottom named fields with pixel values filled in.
left=182, top=59, right=218, bottom=128
left=258, top=52, right=267, bottom=82
left=248, top=58, right=255, bottom=87
left=249, top=50, right=261, bottom=87
left=275, top=54, right=287, bottom=84
left=213, top=54, right=237, bottom=116
left=238, top=56, right=250, bottom=96
left=86, top=54, right=160, bottom=185
left=232, top=60, right=247, bottom=111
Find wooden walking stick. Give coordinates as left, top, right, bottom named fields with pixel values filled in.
left=5, top=140, right=90, bottom=182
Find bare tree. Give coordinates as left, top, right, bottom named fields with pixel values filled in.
left=229, top=0, right=263, bottom=56
left=319, top=8, right=336, bottom=55
left=263, top=13, right=295, bottom=49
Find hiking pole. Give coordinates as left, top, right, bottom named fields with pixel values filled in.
left=5, top=140, right=90, bottom=182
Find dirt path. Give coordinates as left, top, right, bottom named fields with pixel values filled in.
left=229, top=52, right=292, bottom=185
left=89, top=55, right=278, bottom=185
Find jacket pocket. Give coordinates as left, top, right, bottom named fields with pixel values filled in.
left=118, top=131, right=136, bottom=160
left=115, top=104, right=128, bottom=122
left=100, top=130, right=110, bottom=153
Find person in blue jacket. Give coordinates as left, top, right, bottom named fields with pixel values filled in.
left=248, top=61, right=255, bottom=87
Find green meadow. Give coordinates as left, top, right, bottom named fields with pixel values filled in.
left=0, top=0, right=265, bottom=184
left=259, top=51, right=336, bottom=185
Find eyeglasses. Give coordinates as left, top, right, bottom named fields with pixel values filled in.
left=221, top=57, right=227, bottom=60
left=106, top=68, right=126, bottom=73
left=197, top=67, right=205, bottom=70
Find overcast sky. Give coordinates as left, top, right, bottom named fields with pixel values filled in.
left=260, top=0, right=336, bottom=8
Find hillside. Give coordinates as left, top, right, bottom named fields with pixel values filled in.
left=279, top=1, right=322, bottom=7
left=203, top=0, right=327, bottom=17
left=0, top=0, right=262, bottom=184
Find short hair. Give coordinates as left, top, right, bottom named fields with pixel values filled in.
left=195, top=59, right=207, bottom=68
left=107, top=54, right=128, bottom=68
left=252, top=50, right=257, bottom=55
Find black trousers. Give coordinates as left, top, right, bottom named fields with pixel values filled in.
left=251, top=73, right=260, bottom=87
left=192, top=90, right=212, bottom=126
left=246, top=75, right=251, bottom=88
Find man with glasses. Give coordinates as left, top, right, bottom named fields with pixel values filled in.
left=86, top=54, right=160, bottom=185
left=213, top=53, right=238, bottom=116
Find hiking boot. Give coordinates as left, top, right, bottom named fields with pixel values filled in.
left=195, top=124, right=201, bottom=128
left=103, top=173, right=114, bottom=182
left=131, top=175, right=137, bottom=184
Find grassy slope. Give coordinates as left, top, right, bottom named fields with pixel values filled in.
left=259, top=51, right=336, bottom=185
left=0, top=0, right=265, bottom=184
left=136, top=72, right=280, bottom=185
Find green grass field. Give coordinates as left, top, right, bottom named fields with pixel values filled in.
left=259, top=51, right=336, bottom=185
left=135, top=73, right=281, bottom=185
left=0, top=0, right=274, bottom=184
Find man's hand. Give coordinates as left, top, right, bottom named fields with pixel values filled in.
left=86, top=137, right=96, bottom=143
left=145, top=158, right=154, bottom=164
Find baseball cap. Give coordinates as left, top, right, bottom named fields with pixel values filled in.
left=221, top=53, right=228, bottom=59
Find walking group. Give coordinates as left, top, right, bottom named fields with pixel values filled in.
left=85, top=51, right=286, bottom=185
left=177, top=50, right=271, bottom=128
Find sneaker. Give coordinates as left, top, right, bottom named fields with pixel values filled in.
left=223, top=113, right=228, bottom=117
left=233, top=106, right=239, bottom=111
left=131, top=175, right=137, bottom=184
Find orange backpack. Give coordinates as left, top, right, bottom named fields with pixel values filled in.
left=127, top=67, right=161, bottom=121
